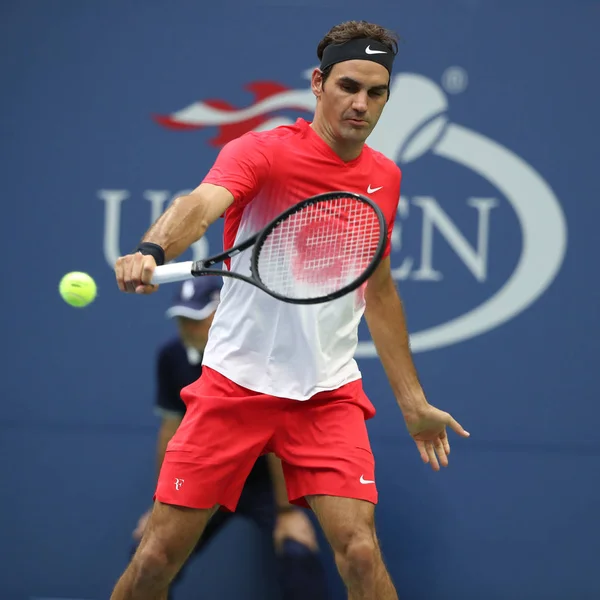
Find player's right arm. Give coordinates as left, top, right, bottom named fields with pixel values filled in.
left=116, top=183, right=234, bottom=294
left=115, top=132, right=273, bottom=295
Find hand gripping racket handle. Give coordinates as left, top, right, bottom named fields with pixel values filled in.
left=151, top=261, right=194, bottom=284
left=150, top=233, right=258, bottom=285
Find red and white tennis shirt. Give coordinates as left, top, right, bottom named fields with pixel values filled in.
left=201, top=118, right=402, bottom=400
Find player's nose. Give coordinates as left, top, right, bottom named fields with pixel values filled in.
left=351, top=91, right=369, bottom=113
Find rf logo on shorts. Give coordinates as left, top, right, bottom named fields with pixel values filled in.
left=174, top=478, right=184, bottom=490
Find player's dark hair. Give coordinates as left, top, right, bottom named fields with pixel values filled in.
left=317, top=21, right=400, bottom=85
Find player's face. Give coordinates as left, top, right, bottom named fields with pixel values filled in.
left=313, top=60, right=390, bottom=144
left=176, top=314, right=215, bottom=351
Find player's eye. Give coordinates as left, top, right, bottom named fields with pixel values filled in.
left=340, top=83, right=358, bottom=93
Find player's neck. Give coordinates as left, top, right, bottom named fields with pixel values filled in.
left=310, top=119, right=364, bottom=162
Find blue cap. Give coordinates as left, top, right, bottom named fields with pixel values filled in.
left=165, top=277, right=222, bottom=321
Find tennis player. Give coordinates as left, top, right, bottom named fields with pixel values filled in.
left=130, top=277, right=329, bottom=600
left=112, top=20, right=470, bottom=600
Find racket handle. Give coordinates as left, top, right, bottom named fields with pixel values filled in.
left=151, top=261, right=195, bottom=285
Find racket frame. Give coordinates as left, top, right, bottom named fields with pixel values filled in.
left=160, top=191, right=387, bottom=304
left=249, top=191, right=387, bottom=304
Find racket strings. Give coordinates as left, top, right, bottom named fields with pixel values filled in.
left=257, top=196, right=382, bottom=299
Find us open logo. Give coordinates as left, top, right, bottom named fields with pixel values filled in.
left=100, top=68, right=567, bottom=353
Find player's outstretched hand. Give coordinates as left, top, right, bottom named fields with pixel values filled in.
left=115, top=252, right=159, bottom=294
left=404, top=405, right=470, bottom=471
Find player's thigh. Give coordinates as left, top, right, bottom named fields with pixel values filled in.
left=277, top=381, right=378, bottom=506
left=306, top=495, right=378, bottom=556
left=158, top=367, right=282, bottom=511
left=135, top=501, right=218, bottom=568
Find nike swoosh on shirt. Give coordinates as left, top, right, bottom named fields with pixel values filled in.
left=367, top=185, right=383, bottom=194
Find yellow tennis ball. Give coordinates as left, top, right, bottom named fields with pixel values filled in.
left=59, top=272, right=97, bottom=307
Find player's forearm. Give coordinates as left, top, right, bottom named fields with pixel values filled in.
left=364, top=280, right=428, bottom=417
left=141, top=186, right=233, bottom=262
left=140, top=195, right=211, bottom=262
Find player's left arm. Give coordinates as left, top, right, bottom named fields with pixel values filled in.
left=364, top=258, right=470, bottom=470
left=364, top=257, right=424, bottom=416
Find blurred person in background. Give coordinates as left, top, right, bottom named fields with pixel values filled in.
left=130, top=277, right=329, bottom=600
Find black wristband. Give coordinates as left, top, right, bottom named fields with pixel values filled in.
left=135, top=242, right=165, bottom=266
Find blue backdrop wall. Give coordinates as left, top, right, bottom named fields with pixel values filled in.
left=1, top=1, right=599, bottom=599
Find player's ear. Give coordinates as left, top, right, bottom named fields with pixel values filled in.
left=311, top=68, right=324, bottom=98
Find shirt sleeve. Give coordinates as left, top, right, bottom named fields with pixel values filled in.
left=155, top=346, right=186, bottom=417
left=202, top=132, right=273, bottom=208
left=383, top=166, right=402, bottom=258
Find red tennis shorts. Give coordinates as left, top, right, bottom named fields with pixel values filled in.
left=155, top=366, right=378, bottom=512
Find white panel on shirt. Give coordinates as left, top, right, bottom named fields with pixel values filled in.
left=202, top=198, right=364, bottom=400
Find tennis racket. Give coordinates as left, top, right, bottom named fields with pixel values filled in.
left=151, top=191, right=387, bottom=305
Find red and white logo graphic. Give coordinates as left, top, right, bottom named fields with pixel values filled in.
left=153, top=80, right=315, bottom=147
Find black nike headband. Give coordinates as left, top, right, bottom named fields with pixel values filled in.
left=319, top=38, right=395, bottom=75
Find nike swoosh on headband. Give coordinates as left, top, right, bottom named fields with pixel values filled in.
left=365, top=45, right=387, bottom=55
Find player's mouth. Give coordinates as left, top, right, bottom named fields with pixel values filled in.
left=344, top=117, right=368, bottom=125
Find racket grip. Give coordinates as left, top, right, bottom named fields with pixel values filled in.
left=151, top=261, right=195, bottom=285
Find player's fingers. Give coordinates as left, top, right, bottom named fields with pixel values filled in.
left=122, top=254, right=142, bottom=293
left=435, top=438, right=449, bottom=467
left=114, top=257, right=126, bottom=292
left=443, top=435, right=451, bottom=456
left=130, top=252, right=148, bottom=291
left=415, top=439, right=429, bottom=464
left=447, top=415, right=470, bottom=438
left=140, top=254, right=157, bottom=286
left=439, top=428, right=451, bottom=455
left=135, top=283, right=159, bottom=295
left=426, top=441, right=440, bottom=471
